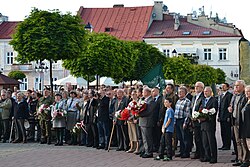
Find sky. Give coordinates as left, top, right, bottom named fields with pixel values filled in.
left=1, top=0, right=249, bottom=40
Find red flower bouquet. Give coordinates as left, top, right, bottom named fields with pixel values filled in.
left=129, top=100, right=146, bottom=116
left=118, top=108, right=130, bottom=120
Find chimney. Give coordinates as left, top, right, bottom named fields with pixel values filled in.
left=152, top=1, right=163, bottom=21
left=174, top=13, right=180, bottom=30
left=0, top=13, right=8, bottom=24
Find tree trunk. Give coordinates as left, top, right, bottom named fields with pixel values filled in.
left=50, top=60, right=53, bottom=95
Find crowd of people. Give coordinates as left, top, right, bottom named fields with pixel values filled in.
left=0, top=80, right=250, bottom=167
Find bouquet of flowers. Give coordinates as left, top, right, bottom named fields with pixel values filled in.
left=118, top=108, right=130, bottom=121
left=192, top=108, right=216, bottom=120
left=52, top=109, right=67, bottom=120
left=72, top=121, right=87, bottom=134
left=130, top=99, right=146, bottom=116
left=37, top=104, right=50, bottom=115
left=115, top=110, right=122, bottom=119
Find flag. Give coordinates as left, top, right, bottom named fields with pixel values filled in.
left=141, top=64, right=166, bottom=91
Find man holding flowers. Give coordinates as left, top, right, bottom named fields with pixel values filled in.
left=199, top=86, right=218, bottom=164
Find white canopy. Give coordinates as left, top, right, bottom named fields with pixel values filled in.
left=53, top=75, right=87, bottom=86
left=90, top=77, right=118, bottom=87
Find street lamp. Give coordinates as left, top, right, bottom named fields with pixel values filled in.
left=35, top=61, right=49, bottom=91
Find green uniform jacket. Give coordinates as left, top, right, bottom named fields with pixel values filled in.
left=37, top=96, right=54, bottom=120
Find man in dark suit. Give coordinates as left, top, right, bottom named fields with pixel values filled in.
left=138, top=87, right=156, bottom=158
left=218, top=83, right=233, bottom=150
left=84, top=90, right=98, bottom=148
left=189, top=81, right=205, bottom=160
left=113, top=89, right=129, bottom=151
left=151, top=87, right=163, bottom=152
left=199, top=86, right=218, bottom=164
left=96, top=89, right=110, bottom=150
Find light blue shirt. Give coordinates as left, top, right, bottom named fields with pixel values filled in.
left=163, top=108, right=175, bottom=133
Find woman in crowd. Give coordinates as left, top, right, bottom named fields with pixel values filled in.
left=51, top=93, right=66, bottom=146
left=12, top=92, right=29, bottom=143
left=126, top=90, right=139, bottom=153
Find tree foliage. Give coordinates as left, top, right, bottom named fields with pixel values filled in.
left=124, top=41, right=166, bottom=81
left=192, top=64, right=218, bottom=86
left=10, top=8, right=87, bottom=93
left=215, top=68, right=226, bottom=84
left=163, top=56, right=194, bottom=85
left=8, top=70, right=26, bottom=80
left=63, top=32, right=137, bottom=83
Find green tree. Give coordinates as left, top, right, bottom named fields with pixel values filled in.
left=215, top=68, right=226, bottom=84
left=10, top=8, right=87, bottom=94
left=163, top=56, right=194, bottom=85
left=63, top=32, right=136, bottom=84
left=123, top=41, right=166, bottom=82
left=192, top=64, right=218, bottom=86
left=8, top=70, right=26, bottom=80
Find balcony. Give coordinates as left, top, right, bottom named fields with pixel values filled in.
left=11, top=64, right=33, bottom=71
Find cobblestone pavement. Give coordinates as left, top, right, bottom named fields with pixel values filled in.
left=0, top=141, right=235, bottom=167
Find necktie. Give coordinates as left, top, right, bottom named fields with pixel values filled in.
left=69, top=98, right=73, bottom=108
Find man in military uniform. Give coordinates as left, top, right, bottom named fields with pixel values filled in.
left=37, top=87, right=54, bottom=144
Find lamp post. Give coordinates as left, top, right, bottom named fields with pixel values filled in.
left=35, top=60, right=49, bottom=92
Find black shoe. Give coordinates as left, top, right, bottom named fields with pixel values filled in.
left=141, top=154, right=153, bottom=158
left=181, top=154, right=190, bottom=158
left=55, top=142, right=59, bottom=146
left=97, top=146, right=104, bottom=149
left=191, top=155, right=200, bottom=159
left=232, top=162, right=242, bottom=166
left=200, top=158, right=210, bottom=162
left=210, top=159, right=217, bottom=164
left=231, top=159, right=239, bottom=163
left=139, top=152, right=145, bottom=157
left=86, top=144, right=93, bottom=147
left=116, top=148, right=124, bottom=151
left=175, top=153, right=182, bottom=157
left=40, top=141, right=46, bottom=144
left=240, top=162, right=250, bottom=167
left=218, top=147, right=224, bottom=150
left=222, top=147, right=230, bottom=150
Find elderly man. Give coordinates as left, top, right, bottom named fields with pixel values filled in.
left=113, top=89, right=129, bottom=151
left=138, top=87, right=156, bottom=158
left=175, top=86, right=191, bottom=158
left=229, top=80, right=249, bottom=166
left=0, top=90, right=12, bottom=143
left=189, top=81, right=205, bottom=160
left=200, top=87, right=218, bottom=164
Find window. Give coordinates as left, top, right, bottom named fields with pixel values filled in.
left=34, top=77, right=42, bottom=91
left=20, top=78, right=28, bottom=91
left=219, top=48, right=227, bottom=60
left=182, top=31, right=191, bottom=35
left=204, top=48, right=212, bottom=60
left=163, top=49, right=170, bottom=57
left=6, top=52, right=14, bottom=65
left=202, top=31, right=211, bottom=35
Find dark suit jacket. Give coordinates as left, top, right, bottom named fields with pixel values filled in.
left=84, top=98, right=98, bottom=124
left=139, top=96, right=156, bottom=128
left=218, top=91, right=233, bottom=121
left=114, top=96, right=128, bottom=125
left=187, top=92, right=205, bottom=126
left=97, top=95, right=110, bottom=122
left=152, top=95, right=163, bottom=126
left=241, top=103, right=250, bottom=138
left=200, top=96, right=218, bottom=131
left=13, top=100, right=29, bottom=119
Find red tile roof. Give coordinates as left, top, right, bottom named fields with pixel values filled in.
left=144, top=18, right=242, bottom=39
left=78, top=6, right=153, bottom=41
left=0, top=21, right=20, bottom=39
